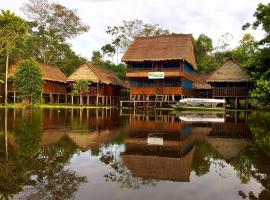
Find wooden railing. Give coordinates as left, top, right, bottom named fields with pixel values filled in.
left=212, top=87, right=249, bottom=97
left=126, top=67, right=194, bottom=80
left=130, top=87, right=186, bottom=95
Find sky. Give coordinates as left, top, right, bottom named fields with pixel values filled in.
left=0, top=0, right=268, bottom=61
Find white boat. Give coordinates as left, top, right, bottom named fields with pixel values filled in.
left=172, top=98, right=226, bottom=111
left=179, top=116, right=225, bottom=123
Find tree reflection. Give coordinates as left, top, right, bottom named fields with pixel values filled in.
left=100, top=146, right=157, bottom=189
left=13, top=110, right=42, bottom=157
left=26, top=136, right=87, bottom=200
left=0, top=109, right=87, bottom=200
left=192, top=142, right=217, bottom=177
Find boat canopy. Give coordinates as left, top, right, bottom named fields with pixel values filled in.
left=179, top=98, right=225, bottom=104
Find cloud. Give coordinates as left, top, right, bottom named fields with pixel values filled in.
left=0, top=0, right=269, bottom=60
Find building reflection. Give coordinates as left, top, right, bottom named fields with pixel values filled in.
left=120, top=111, right=251, bottom=182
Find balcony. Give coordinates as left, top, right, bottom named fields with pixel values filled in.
left=130, top=87, right=190, bottom=95
left=126, top=67, right=194, bottom=81
left=212, top=87, right=249, bottom=97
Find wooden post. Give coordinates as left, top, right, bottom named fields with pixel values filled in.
left=86, top=96, right=90, bottom=105
left=71, top=95, right=74, bottom=105
left=50, top=93, right=53, bottom=103
left=102, top=96, right=104, bottom=105
left=13, top=92, right=16, bottom=104
left=234, top=98, right=238, bottom=109
left=65, top=94, right=68, bottom=104
left=96, top=96, right=99, bottom=106
left=57, top=94, right=60, bottom=104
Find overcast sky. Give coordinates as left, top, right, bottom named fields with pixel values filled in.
left=1, top=0, right=268, bottom=60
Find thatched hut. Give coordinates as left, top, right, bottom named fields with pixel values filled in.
left=192, top=73, right=212, bottom=98
left=67, top=63, right=126, bottom=106
left=207, top=58, right=251, bottom=108
left=122, top=34, right=197, bottom=104
left=7, top=62, right=67, bottom=104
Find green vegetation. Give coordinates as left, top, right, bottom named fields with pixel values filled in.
left=13, top=59, right=43, bottom=106
left=0, top=10, right=30, bottom=105
left=72, top=80, right=89, bottom=105
left=0, top=1, right=270, bottom=106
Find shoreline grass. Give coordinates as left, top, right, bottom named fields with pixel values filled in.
left=0, top=103, right=115, bottom=109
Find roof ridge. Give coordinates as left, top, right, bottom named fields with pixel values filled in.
left=86, top=63, right=102, bottom=83
left=135, top=33, right=193, bottom=40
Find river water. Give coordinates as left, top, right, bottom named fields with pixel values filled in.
left=0, top=108, right=269, bottom=200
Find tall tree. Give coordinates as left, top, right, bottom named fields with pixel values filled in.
left=13, top=59, right=43, bottom=106
left=231, top=33, right=257, bottom=68
left=194, top=34, right=219, bottom=72
left=241, top=3, right=270, bottom=106
left=0, top=10, right=29, bottom=105
left=21, top=0, right=89, bottom=64
left=106, top=19, right=170, bottom=63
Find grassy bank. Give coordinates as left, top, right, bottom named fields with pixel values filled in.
left=0, top=103, right=115, bottom=109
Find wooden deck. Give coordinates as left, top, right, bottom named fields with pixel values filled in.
left=120, top=100, right=177, bottom=108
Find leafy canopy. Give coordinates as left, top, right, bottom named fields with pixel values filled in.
left=13, top=59, right=43, bottom=103
left=21, top=0, right=89, bottom=65
left=0, top=9, right=29, bottom=54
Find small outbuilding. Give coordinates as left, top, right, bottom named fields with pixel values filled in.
left=7, top=62, right=67, bottom=104
left=192, top=73, right=212, bottom=98
left=207, top=58, right=251, bottom=109
left=67, top=63, right=126, bottom=106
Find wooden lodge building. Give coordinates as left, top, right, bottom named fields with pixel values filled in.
left=67, top=63, right=126, bottom=106
left=207, top=58, right=251, bottom=109
left=192, top=73, right=212, bottom=98
left=7, top=63, right=67, bottom=104
left=121, top=34, right=197, bottom=107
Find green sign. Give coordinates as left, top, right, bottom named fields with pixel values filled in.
left=148, top=72, right=165, bottom=79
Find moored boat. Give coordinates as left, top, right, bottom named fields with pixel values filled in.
left=171, top=98, right=226, bottom=111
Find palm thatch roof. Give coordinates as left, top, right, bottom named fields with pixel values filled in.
left=193, top=73, right=212, bottom=89
left=67, top=129, right=118, bottom=151
left=121, top=148, right=195, bottom=182
left=67, top=63, right=126, bottom=87
left=207, top=59, right=250, bottom=82
left=206, top=138, right=248, bottom=161
left=122, top=34, right=197, bottom=69
left=9, top=62, right=67, bottom=83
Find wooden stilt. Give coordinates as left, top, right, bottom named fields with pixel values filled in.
left=57, top=94, right=60, bottom=104
left=13, top=92, right=16, bottom=104
left=96, top=96, right=99, bottom=106
left=71, top=95, right=74, bottom=105
left=65, top=95, right=68, bottom=104
left=50, top=93, right=53, bottom=103
left=86, top=96, right=90, bottom=105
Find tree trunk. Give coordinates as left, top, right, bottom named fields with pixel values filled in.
left=80, top=94, right=83, bottom=106
left=5, top=107, right=8, bottom=160
left=24, top=96, right=32, bottom=108
left=5, top=53, right=9, bottom=106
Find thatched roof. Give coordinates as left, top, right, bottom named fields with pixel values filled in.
left=193, top=73, right=212, bottom=89
left=207, top=59, right=250, bottom=82
left=67, top=129, right=118, bottom=151
left=121, top=148, right=195, bottom=182
left=206, top=138, right=248, bottom=161
left=122, top=34, right=197, bottom=69
left=67, top=63, right=126, bottom=87
left=9, top=62, right=67, bottom=83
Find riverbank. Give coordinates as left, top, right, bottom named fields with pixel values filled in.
left=0, top=103, right=115, bottom=109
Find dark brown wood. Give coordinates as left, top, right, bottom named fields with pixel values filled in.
left=212, top=87, right=249, bottom=97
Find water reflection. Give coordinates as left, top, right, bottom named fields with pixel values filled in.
left=0, top=109, right=270, bottom=199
